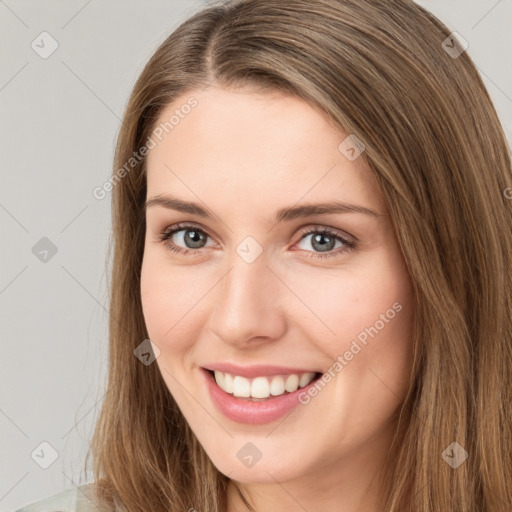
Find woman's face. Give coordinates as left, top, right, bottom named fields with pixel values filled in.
left=141, top=86, right=415, bottom=490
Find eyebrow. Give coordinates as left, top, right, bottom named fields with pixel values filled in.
left=144, top=195, right=383, bottom=223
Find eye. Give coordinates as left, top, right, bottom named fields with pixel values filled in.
left=158, top=223, right=356, bottom=259
left=158, top=223, right=213, bottom=256
left=294, top=226, right=356, bottom=259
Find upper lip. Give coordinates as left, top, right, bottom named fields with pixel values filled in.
left=202, top=362, right=320, bottom=378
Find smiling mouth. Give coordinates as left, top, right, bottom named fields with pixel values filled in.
left=205, top=369, right=323, bottom=400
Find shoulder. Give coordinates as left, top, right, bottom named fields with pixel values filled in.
left=14, top=483, right=98, bottom=512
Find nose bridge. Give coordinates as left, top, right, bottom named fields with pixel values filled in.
left=210, top=248, right=285, bottom=345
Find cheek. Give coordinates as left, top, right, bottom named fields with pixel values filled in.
left=289, top=262, right=413, bottom=360
left=140, top=254, right=180, bottom=347
left=140, top=254, right=211, bottom=355
left=140, top=260, right=198, bottom=404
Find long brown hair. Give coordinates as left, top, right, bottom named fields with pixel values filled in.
left=85, top=1, right=512, bottom=510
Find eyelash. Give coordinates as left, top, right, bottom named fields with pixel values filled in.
left=157, top=222, right=356, bottom=259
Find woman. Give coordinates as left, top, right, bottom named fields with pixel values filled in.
left=16, top=0, right=512, bottom=510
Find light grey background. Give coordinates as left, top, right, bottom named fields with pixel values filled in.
left=1, top=1, right=511, bottom=510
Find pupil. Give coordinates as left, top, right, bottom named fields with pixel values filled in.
left=312, top=233, right=334, bottom=252
left=185, top=230, right=205, bottom=248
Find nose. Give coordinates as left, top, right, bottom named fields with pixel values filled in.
left=208, top=251, right=287, bottom=349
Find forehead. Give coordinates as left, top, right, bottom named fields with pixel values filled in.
left=145, top=86, right=386, bottom=216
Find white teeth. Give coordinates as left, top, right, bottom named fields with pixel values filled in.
left=232, top=376, right=251, bottom=397
left=212, top=370, right=317, bottom=398
left=251, top=377, right=270, bottom=398
left=299, top=372, right=314, bottom=388
left=223, top=372, right=233, bottom=393
left=284, top=374, right=299, bottom=393
left=214, top=370, right=224, bottom=388
left=270, top=376, right=285, bottom=396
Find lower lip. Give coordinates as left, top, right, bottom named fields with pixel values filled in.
left=201, top=368, right=321, bottom=425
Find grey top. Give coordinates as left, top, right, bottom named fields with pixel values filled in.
left=14, top=484, right=101, bottom=512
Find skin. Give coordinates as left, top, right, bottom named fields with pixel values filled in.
left=140, top=85, right=415, bottom=512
